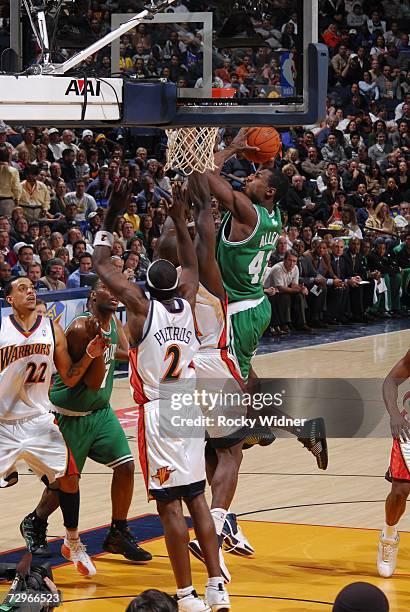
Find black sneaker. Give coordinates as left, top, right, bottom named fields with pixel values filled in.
left=102, top=526, right=152, bottom=562
left=297, top=417, right=328, bottom=470
left=20, top=513, right=51, bottom=557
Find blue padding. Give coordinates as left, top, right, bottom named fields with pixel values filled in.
left=123, top=81, right=177, bottom=126
left=0, top=282, right=145, bottom=309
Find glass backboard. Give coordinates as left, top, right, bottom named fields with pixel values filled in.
left=111, top=0, right=328, bottom=127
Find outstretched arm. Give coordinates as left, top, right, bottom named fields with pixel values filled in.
left=167, top=182, right=198, bottom=308
left=188, top=172, right=224, bottom=299
left=207, top=128, right=258, bottom=229
left=92, top=179, right=149, bottom=317
left=383, top=349, right=410, bottom=441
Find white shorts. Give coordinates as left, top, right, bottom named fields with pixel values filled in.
left=0, top=413, right=76, bottom=485
left=194, top=350, right=248, bottom=442
left=137, top=400, right=206, bottom=502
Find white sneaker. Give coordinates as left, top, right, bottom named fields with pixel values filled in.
left=377, top=531, right=400, bottom=578
left=222, top=513, right=254, bottom=556
left=188, top=539, right=231, bottom=583
left=205, top=582, right=231, bottom=611
left=177, top=591, right=211, bottom=611
left=61, top=538, right=97, bottom=576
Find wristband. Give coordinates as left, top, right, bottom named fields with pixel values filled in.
left=94, top=231, right=114, bottom=249
left=86, top=347, right=95, bottom=359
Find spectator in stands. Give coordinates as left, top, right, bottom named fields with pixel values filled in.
left=40, top=258, right=66, bottom=291
left=66, top=252, right=93, bottom=288
left=87, top=166, right=112, bottom=207
left=264, top=249, right=310, bottom=334
left=19, top=165, right=50, bottom=223
left=0, top=229, right=17, bottom=266
left=368, top=132, right=393, bottom=164
left=123, top=199, right=140, bottom=232
left=11, top=244, right=34, bottom=277
left=65, top=180, right=97, bottom=222
left=0, top=261, right=12, bottom=292
left=0, top=145, right=22, bottom=218
left=321, top=134, right=346, bottom=164
left=16, top=128, right=36, bottom=163
left=27, top=262, right=48, bottom=291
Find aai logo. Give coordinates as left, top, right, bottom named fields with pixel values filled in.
left=65, top=79, right=101, bottom=97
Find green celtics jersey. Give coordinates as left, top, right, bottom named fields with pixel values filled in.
left=50, top=312, right=118, bottom=413
left=217, top=204, right=282, bottom=303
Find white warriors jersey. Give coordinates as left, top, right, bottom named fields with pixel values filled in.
left=0, top=315, right=55, bottom=421
left=129, top=298, right=200, bottom=404
left=195, top=282, right=228, bottom=351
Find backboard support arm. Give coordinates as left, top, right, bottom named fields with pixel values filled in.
left=25, top=0, right=176, bottom=75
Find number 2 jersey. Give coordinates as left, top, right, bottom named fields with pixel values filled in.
left=0, top=315, right=55, bottom=421
left=51, top=312, right=118, bottom=414
left=216, top=204, right=282, bottom=303
left=129, top=297, right=200, bottom=404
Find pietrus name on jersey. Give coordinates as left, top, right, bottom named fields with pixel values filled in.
left=153, top=326, right=193, bottom=347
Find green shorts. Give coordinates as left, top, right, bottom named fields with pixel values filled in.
left=230, top=296, right=271, bottom=381
left=55, top=407, right=133, bottom=473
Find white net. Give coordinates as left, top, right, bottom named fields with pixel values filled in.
left=164, top=127, right=220, bottom=176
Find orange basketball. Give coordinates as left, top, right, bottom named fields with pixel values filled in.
left=243, top=127, right=282, bottom=163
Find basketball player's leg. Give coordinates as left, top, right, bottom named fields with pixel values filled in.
left=16, top=413, right=96, bottom=576
left=377, top=443, right=410, bottom=577
left=231, top=300, right=328, bottom=469
left=185, top=493, right=231, bottom=610
left=87, top=407, right=151, bottom=562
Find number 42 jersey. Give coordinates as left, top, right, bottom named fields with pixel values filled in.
left=129, top=298, right=200, bottom=405
left=0, top=315, right=55, bottom=421
left=217, top=204, right=282, bottom=303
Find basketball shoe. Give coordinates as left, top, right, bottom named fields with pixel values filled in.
left=103, top=526, right=152, bottom=562
left=176, top=590, right=211, bottom=611
left=297, top=417, right=328, bottom=470
left=205, top=581, right=231, bottom=611
left=20, top=513, right=51, bottom=558
left=377, top=531, right=400, bottom=577
left=0, top=470, right=18, bottom=488
left=188, top=539, right=231, bottom=583
left=61, top=538, right=97, bottom=576
left=222, top=513, right=254, bottom=557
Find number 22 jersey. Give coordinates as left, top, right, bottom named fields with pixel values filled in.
left=0, top=315, right=55, bottom=421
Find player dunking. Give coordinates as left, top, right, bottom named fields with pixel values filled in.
left=207, top=128, right=328, bottom=470
left=93, top=180, right=230, bottom=612
left=155, top=172, right=252, bottom=584
left=377, top=348, right=410, bottom=577
left=0, top=277, right=106, bottom=576
left=22, top=278, right=151, bottom=565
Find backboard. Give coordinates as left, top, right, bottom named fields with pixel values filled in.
left=112, top=0, right=328, bottom=127
left=0, top=0, right=327, bottom=128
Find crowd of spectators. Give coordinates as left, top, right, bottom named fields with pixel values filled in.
left=0, top=0, right=408, bottom=339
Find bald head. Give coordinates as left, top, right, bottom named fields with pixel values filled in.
left=154, top=229, right=179, bottom=267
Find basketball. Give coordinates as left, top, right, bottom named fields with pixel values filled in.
left=243, top=127, right=282, bottom=163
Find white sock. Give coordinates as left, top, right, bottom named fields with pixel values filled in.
left=177, top=586, right=194, bottom=599
left=211, top=508, right=228, bottom=536
left=207, top=576, right=224, bottom=587
left=383, top=523, right=398, bottom=539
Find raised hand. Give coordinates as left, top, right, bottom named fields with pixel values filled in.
left=108, top=178, right=133, bottom=215
left=166, top=181, right=188, bottom=222
left=86, top=334, right=111, bottom=359
left=232, top=128, right=260, bottom=154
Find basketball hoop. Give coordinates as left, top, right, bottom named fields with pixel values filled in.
left=164, top=126, right=220, bottom=176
